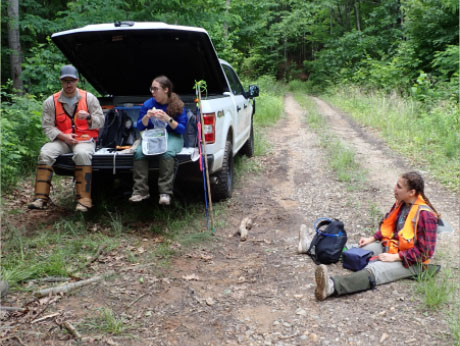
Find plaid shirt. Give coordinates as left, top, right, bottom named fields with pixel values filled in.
left=374, top=203, right=437, bottom=268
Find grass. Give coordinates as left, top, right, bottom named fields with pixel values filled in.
left=1, top=218, right=121, bottom=287
left=322, top=85, right=459, bottom=192
left=80, top=307, right=126, bottom=335
left=293, top=91, right=366, bottom=191
left=413, top=267, right=460, bottom=344
left=244, top=75, right=286, bottom=157
left=414, top=267, right=457, bottom=309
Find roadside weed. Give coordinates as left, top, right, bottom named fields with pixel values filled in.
left=254, top=128, right=270, bottom=156
left=328, top=139, right=366, bottom=187
left=449, top=304, right=460, bottom=345
left=368, top=202, right=384, bottom=229
left=249, top=75, right=286, bottom=156
left=414, top=268, right=456, bottom=309
left=414, top=267, right=459, bottom=344
left=323, top=86, right=459, bottom=191
left=1, top=219, right=120, bottom=287
left=107, top=211, right=124, bottom=236
left=80, top=307, right=125, bottom=335
left=293, top=92, right=366, bottom=191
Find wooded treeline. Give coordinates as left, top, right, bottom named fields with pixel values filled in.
left=2, top=0, right=458, bottom=100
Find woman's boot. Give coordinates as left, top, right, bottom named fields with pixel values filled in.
left=315, top=264, right=376, bottom=301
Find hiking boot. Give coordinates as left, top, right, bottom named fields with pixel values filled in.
left=75, top=203, right=89, bottom=212
left=129, top=194, right=150, bottom=203
left=297, top=224, right=311, bottom=254
left=28, top=198, right=48, bottom=210
left=159, top=194, right=171, bottom=205
left=315, top=264, right=335, bottom=301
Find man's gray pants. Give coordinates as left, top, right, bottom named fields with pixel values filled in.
left=38, top=140, right=95, bottom=166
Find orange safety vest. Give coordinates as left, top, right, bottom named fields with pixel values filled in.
left=54, top=89, right=99, bottom=140
left=380, top=195, right=436, bottom=263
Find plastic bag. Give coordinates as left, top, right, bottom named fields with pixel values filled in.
left=141, top=128, right=167, bottom=156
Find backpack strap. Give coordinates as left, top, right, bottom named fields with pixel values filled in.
left=306, top=233, right=322, bottom=265
left=314, top=217, right=333, bottom=231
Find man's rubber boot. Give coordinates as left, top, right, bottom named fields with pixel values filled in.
left=331, top=269, right=376, bottom=296
left=75, top=165, right=92, bottom=212
left=132, top=159, right=150, bottom=196
left=28, top=165, right=53, bottom=209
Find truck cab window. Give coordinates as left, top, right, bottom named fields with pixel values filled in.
left=223, top=65, right=244, bottom=95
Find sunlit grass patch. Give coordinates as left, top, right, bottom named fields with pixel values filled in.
left=414, top=268, right=456, bottom=309
left=293, top=92, right=366, bottom=190
left=323, top=86, right=459, bottom=191
left=80, top=307, right=126, bottom=335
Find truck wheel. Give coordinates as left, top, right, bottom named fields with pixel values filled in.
left=212, top=140, right=233, bottom=201
left=240, top=120, right=254, bottom=157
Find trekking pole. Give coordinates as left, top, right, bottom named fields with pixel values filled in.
left=195, top=81, right=215, bottom=232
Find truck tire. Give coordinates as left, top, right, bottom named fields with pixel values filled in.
left=240, top=120, right=254, bottom=157
left=212, top=140, right=233, bottom=201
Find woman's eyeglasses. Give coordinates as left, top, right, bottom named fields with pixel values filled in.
left=150, top=86, right=160, bottom=93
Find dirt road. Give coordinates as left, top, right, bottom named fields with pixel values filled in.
left=2, top=95, right=458, bottom=345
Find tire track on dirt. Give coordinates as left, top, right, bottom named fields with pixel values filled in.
left=153, top=94, right=455, bottom=345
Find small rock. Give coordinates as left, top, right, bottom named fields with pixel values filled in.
left=309, top=333, right=318, bottom=342
left=380, top=333, right=389, bottom=343
left=296, top=308, right=307, bottom=316
left=205, top=297, right=215, bottom=306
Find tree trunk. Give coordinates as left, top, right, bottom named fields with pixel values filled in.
left=224, top=0, right=231, bottom=39
left=7, top=0, right=24, bottom=94
left=354, top=0, right=361, bottom=32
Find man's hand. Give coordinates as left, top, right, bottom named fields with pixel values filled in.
left=59, top=133, right=78, bottom=145
left=377, top=253, right=401, bottom=262
left=76, top=110, right=90, bottom=120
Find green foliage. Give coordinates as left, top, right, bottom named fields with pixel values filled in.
left=294, top=92, right=366, bottom=190
left=1, top=88, right=46, bottom=191
left=415, top=268, right=457, bottom=309
left=3, top=0, right=458, bottom=103
left=21, top=38, right=66, bottom=97
left=81, top=307, right=126, bottom=335
left=248, top=75, right=285, bottom=156
left=0, top=218, right=120, bottom=287
left=324, top=85, right=459, bottom=191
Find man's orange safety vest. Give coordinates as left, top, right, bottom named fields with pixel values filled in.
left=54, top=89, right=99, bottom=140
left=380, top=195, right=436, bottom=262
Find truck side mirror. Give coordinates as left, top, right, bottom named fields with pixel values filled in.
left=246, top=85, right=259, bottom=98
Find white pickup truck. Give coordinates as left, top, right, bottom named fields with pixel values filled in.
left=51, top=22, right=259, bottom=201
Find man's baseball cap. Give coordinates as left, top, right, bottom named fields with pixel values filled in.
left=60, top=65, right=79, bottom=80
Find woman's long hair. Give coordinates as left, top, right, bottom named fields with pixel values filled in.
left=402, top=171, right=439, bottom=219
left=153, top=75, right=184, bottom=117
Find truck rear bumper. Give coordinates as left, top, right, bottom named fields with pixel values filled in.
left=53, top=151, right=214, bottom=178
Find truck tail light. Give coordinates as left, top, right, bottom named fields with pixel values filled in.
left=203, top=113, right=216, bottom=144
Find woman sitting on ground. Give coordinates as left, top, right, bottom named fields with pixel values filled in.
left=129, top=76, right=187, bottom=206
left=311, top=171, right=438, bottom=300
